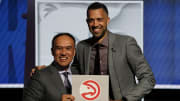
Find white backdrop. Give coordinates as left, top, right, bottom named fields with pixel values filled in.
left=35, top=0, right=143, bottom=65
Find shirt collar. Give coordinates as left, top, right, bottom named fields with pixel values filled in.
left=92, top=33, right=109, bottom=48
left=59, top=67, right=72, bottom=75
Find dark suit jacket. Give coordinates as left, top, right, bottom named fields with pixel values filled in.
left=74, top=32, right=156, bottom=101
left=23, top=62, right=79, bottom=101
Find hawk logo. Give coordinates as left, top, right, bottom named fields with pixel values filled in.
left=80, top=80, right=101, bottom=100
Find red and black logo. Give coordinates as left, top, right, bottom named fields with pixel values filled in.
left=80, top=80, right=101, bottom=100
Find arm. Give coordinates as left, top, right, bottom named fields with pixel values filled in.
left=23, top=71, right=44, bottom=101
left=72, top=42, right=85, bottom=74
left=125, top=37, right=156, bottom=101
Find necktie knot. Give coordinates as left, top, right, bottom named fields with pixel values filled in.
left=63, top=72, right=69, bottom=78
left=94, top=44, right=101, bottom=49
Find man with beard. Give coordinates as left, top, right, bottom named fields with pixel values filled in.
left=73, top=2, right=156, bottom=101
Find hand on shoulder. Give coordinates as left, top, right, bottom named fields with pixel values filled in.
left=30, top=65, right=46, bottom=76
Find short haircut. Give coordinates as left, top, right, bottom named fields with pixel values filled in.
left=87, top=2, right=109, bottom=17
left=51, top=33, right=76, bottom=48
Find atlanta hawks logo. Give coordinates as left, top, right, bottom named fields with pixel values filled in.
left=80, top=80, right=101, bottom=100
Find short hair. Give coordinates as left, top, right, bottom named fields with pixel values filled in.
left=87, top=2, right=109, bottom=17
left=51, top=33, right=76, bottom=48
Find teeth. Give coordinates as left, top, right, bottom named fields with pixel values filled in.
left=94, top=28, right=100, bottom=31
left=60, top=57, right=67, bottom=60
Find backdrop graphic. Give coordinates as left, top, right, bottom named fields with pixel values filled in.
left=0, top=0, right=180, bottom=89
left=35, top=0, right=143, bottom=66
left=0, top=0, right=27, bottom=87
left=144, top=0, right=180, bottom=88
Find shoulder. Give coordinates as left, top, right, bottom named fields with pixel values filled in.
left=39, top=65, right=54, bottom=74
left=77, top=38, right=92, bottom=46
left=110, top=32, right=136, bottom=42
left=31, top=65, right=55, bottom=79
left=76, top=37, right=93, bottom=50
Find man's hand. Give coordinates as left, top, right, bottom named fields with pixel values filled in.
left=62, top=94, right=75, bottom=101
left=30, top=65, right=46, bottom=76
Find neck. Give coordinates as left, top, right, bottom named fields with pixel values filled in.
left=92, top=30, right=108, bottom=44
left=53, top=61, right=69, bottom=71
left=98, top=31, right=108, bottom=43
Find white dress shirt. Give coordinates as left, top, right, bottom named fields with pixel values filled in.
left=58, top=67, right=72, bottom=86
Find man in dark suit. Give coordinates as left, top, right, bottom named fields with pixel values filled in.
left=74, top=2, right=156, bottom=101
left=23, top=33, right=78, bottom=101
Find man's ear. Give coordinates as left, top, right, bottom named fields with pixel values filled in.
left=74, top=48, right=76, bottom=57
left=86, top=18, right=89, bottom=24
left=51, top=48, right=54, bottom=56
left=107, top=17, right=110, bottom=25
left=86, top=19, right=88, bottom=24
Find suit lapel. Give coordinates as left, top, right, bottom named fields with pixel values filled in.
left=50, top=66, right=67, bottom=94
left=108, top=33, right=122, bottom=99
left=84, top=45, right=92, bottom=74
left=108, top=33, right=116, bottom=70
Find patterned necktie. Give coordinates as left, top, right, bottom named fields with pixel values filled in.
left=63, top=72, right=72, bottom=94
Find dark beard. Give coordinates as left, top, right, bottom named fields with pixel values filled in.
left=92, top=29, right=106, bottom=43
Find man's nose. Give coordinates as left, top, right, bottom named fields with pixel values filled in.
left=61, top=49, right=66, bottom=55
left=93, top=20, right=99, bottom=27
